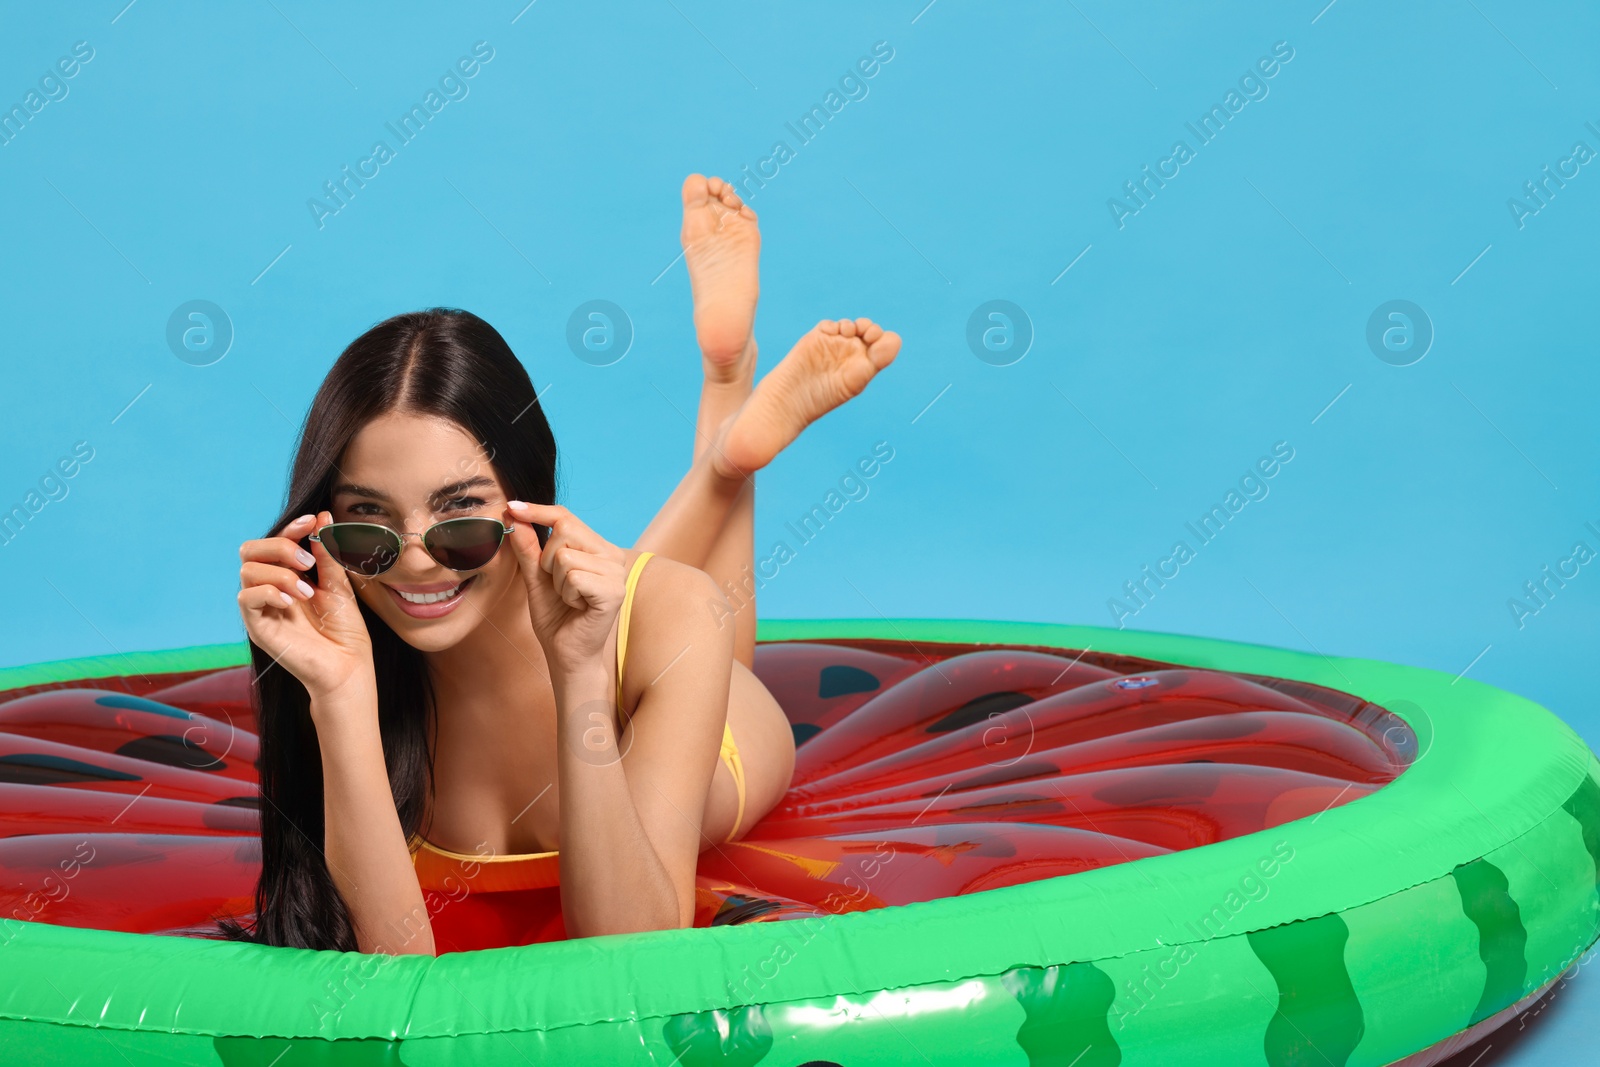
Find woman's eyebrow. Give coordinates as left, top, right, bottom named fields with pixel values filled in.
left=330, top=482, right=388, bottom=500
left=429, top=476, right=496, bottom=504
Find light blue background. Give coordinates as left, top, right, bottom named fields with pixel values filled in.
left=0, top=2, right=1595, bottom=1061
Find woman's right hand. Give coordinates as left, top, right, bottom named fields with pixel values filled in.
left=238, top=511, right=375, bottom=702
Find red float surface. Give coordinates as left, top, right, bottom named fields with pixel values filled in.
left=0, top=640, right=1412, bottom=952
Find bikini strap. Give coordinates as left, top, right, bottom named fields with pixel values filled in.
left=615, top=551, right=656, bottom=717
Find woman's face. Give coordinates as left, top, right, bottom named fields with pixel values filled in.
left=329, top=411, right=522, bottom=652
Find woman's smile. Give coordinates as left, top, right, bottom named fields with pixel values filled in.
left=384, top=575, right=477, bottom=618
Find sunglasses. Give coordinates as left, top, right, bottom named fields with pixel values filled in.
left=309, top=517, right=516, bottom=577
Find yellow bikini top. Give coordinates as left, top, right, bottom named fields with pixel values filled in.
left=407, top=551, right=658, bottom=877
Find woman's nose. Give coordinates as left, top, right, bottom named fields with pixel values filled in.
left=393, top=530, right=438, bottom=570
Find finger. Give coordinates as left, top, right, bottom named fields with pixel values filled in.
left=308, top=511, right=358, bottom=600
left=506, top=500, right=575, bottom=530
left=553, top=558, right=622, bottom=610
left=560, top=566, right=609, bottom=609
left=503, top=514, right=562, bottom=611
left=241, top=562, right=316, bottom=602
left=536, top=519, right=604, bottom=576
left=240, top=536, right=318, bottom=571
left=521, top=502, right=624, bottom=565
left=545, top=545, right=587, bottom=604
left=507, top=501, right=593, bottom=572
left=239, top=584, right=296, bottom=613
left=548, top=548, right=622, bottom=606
left=275, top=513, right=317, bottom=539
left=536, top=522, right=578, bottom=576
left=503, top=508, right=546, bottom=575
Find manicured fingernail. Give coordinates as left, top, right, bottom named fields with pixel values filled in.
left=296, top=580, right=316, bottom=599
left=291, top=514, right=314, bottom=526
left=295, top=549, right=315, bottom=568
left=278, top=591, right=295, bottom=607
left=507, top=500, right=528, bottom=510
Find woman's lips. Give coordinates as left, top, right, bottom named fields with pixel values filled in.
left=385, top=576, right=475, bottom=619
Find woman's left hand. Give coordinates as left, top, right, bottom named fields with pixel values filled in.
left=504, top=501, right=629, bottom=679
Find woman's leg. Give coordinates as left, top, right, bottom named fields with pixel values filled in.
left=699, top=659, right=795, bottom=846
left=634, top=176, right=762, bottom=663
left=635, top=176, right=904, bottom=669
left=634, top=176, right=902, bottom=844
left=637, top=316, right=902, bottom=667
left=634, top=435, right=754, bottom=656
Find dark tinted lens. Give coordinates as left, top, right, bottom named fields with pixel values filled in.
left=424, top=518, right=506, bottom=571
left=320, top=524, right=402, bottom=576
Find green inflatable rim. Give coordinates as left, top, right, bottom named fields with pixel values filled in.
left=0, top=618, right=1591, bottom=1044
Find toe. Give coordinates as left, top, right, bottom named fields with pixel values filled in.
left=837, top=318, right=857, bottom=337
left=868, top=331, right=902, bottom=368
left=682, top=173, right=710, bottom=205
left=860, top=320, right=883, bottom=344
left=721, top=186, right=743, bottom=209
left=816, top=318, right=840, bottom=335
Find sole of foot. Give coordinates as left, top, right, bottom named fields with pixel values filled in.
left=713, top=317, right=900, bottom=479
left=680, top=174, right=761, bottom=386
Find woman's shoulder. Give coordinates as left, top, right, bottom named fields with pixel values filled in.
left=620, top=553, right=733, bottom=712
left=632, top=551, right=719, bottom=601
left=627, top=553, right=729, bottom=646
left=630, top=550, right=720, bottom=607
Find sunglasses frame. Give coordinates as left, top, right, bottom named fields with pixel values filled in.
left=309, top=517, right=516, bottom=576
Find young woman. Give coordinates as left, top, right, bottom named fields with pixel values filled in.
left=227, top=175, right=900, bottom=954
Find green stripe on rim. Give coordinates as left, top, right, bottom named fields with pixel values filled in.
left=1452, top=860, right=1528, bottom=1025
left=1563, top=775, right=1600, bottom=889
left=1484, top=799, right=1598, bottom=1000
left=1248, top=914, right=1365, bottom=1066
left=1002, top=962, right=1121, bottom=1067
left=0, top=619, right=1593, bottom=1066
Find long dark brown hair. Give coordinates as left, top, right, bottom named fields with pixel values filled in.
left=219, top=308, right=557, bottom=950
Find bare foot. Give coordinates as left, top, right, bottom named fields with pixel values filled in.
left=712, top=318, right=901, bottom=478
left=681, top=174, right=761, bottom=385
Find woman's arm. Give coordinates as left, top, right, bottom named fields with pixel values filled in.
left=555, top=562, right=731, bottom=936
left=504, top=501, right=733, bottom=937
left=315, top=678, right=436, bottom=955
left=548, top=661, right=679, bottom=935
left=238, top=512, right=435, bottom=955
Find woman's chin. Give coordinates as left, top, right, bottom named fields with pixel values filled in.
left=391, top=619, right=473, bottom=653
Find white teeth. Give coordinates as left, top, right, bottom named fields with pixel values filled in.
left=397, top=584, right=463, bottom=605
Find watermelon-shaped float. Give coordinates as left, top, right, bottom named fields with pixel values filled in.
left=0, top=620, right=1595, bottom=1066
